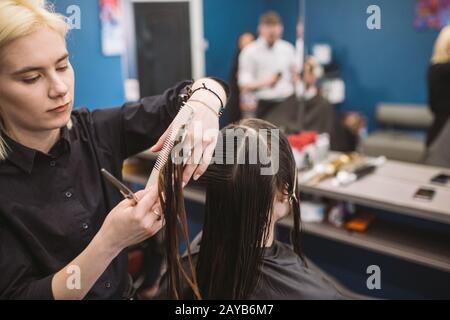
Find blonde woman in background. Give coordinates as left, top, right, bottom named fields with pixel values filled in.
left=427, top=25, right=450, bottom=147
left=0, top=0, right=227, bottom=299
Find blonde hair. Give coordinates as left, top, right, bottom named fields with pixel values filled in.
left=0, top=0, right=69, bottom=161
left=431, top=25, right=450, bottom=64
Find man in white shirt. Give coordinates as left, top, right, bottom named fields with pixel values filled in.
left=238, top=11, right=299, bottom=119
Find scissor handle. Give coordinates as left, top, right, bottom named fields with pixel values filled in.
left=121, top=190, right=138, bottom=205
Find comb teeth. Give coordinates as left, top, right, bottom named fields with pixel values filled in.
left=146, top=104, right=194, bottom=189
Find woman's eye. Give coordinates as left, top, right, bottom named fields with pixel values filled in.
left=57, top=65, right=68, bottom=72
left=22, top=76, right=40, bottom=84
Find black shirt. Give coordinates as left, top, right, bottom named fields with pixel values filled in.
left=0, top=80, right=192, bottom=299
left=427, top=62, right=450, bottom=146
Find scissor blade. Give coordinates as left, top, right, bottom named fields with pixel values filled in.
left=101, top=168, right=135, bottom=199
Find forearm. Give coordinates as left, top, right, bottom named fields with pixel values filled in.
left=51, top=230, right=121, bottom=300
left=239, top=78, right=270, bottom=92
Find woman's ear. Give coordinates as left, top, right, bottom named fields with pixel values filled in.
left=275, top=190, right=289, bottom=203
left=273, top=190, right=291, bottom=222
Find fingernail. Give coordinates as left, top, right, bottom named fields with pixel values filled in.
left=194, top=175, right=200, bottom=181
left=150, top=145, right=155, bottom=151
left=182, top=182, right=187, bottom=188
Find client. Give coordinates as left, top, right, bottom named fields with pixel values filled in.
left=157, top=118, right=345, bottom=300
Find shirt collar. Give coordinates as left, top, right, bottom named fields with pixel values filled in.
left=1, top=126, right=71, bottom=174
left=60, top=125, right=71, bottom=148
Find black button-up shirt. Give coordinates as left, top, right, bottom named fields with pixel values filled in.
left=0, top=81, right=192, bottom=299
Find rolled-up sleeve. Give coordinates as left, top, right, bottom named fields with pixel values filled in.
left=238, top=47, right=256, bottom=88
left=0, top=223, right=54, bottom=300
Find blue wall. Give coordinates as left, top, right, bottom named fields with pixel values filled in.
left=304, top=0, right=440, bottom=130
left=53, top=0, right=125, bottom=109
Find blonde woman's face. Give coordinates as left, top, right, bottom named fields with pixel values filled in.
left=0, top=27, right=74, bottom=133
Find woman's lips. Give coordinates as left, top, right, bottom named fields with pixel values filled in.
left=48, top=102, right=71, bottom=113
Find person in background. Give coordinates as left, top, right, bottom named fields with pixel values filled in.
left=266, top=57, right=362, bottom=152
left=238, top=11, right=299, bottom=119
left=425, top=116, right=450, bottom=168
left=262, top=57, right=327, bottom=134
left=227, top=32, right=255, bottom=124
left=297, top=57, right=334, bottom=133
left=296, top=57, right=359, bottom=151
left=426, top=25, right=450, bottom=147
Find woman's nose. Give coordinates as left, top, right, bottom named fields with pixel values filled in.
left=48, top=75, right=68, bottom=99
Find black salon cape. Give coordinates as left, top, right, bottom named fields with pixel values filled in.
left=157, top=239, right=345, bottom=300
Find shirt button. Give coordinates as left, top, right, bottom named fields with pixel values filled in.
left=50, top=161, right=56, bottom=167
left=65, top=191, right=73, bottom=199
left=105, top=282, right=111, bottom=289
left=82, top=223, right=89, bottom=230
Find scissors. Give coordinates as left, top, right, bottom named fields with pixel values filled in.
left=101, top=168, right=139, bottom=206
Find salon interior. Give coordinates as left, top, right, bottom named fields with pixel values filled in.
left=53, top=0, right=449, bottom=299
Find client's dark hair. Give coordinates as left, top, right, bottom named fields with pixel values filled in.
left=158, top=118, right=303, bottom=299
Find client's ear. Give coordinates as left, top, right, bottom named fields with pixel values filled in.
left=276, top=190, right=289, bottom=203
left=273, top=191, right=291, bottom=222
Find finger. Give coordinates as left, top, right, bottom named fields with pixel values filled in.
left=134, top=185, right=159, bottom=218
left=141, top=207, right=163, bottom=234
left=182, top=163, right=197, bottom=186
left=117, top=197, right=134, bottom=209
left=181, top=133, right=204, bottom=185
left=141, top=212, right=157, bottom=230
left=145, top=218, right=164, bottom=237
left=134, top=189, right=147, bottom=201
left=150, top=125, right=171, bottom=152
left=181, top=136, right=194, bottom=167
left=149, top=203, right=163, bottom=221
left=192, top=135, right=217, bottom=180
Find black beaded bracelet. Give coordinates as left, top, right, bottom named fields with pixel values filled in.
left=187, top=83, right=226, bottom=117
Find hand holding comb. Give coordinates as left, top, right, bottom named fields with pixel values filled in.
left=146, top=78, right=228, bottom=190
left=146, top=103, right=194, bottom=189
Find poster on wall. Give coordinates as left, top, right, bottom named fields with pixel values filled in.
left=415, top=0, right=450, bottom=29
left=99, top=0, right=124, bottom=56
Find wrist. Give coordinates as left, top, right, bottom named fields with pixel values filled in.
left=189, top=78, right=228, bottom=115
left=186, top=99, right=221, bottom=118
left=94, top=226, right=123, bottom=258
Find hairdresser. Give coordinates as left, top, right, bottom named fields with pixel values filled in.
left=0, top=0, right=227, bottom=300
left=238, top=11, right=298, bottom=119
